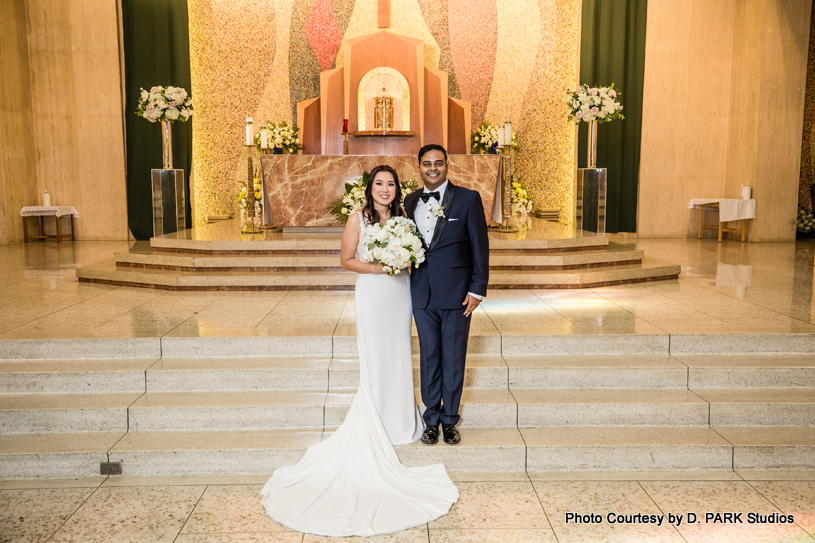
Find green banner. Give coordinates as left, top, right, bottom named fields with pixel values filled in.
left=122, top=0, right=192, bottom=240
left=578, top=0, right=647, bottom=233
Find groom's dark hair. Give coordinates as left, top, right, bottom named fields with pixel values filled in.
left=418, top=144, right=448, bottom=163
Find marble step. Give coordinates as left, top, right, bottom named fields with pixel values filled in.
left=76, top=258, right=679, bottom=290
left=0, top=432, right=124, bottom=479
left=149, top=229, right=610, bottom=254
left=505, top=355, right=688, bottom=388
left=146, top=356, right=333, bottom=392
left=106, top=428, right=528, bottom=477
left=328, top=355, right=508, bottom=389
left=694, top=388, right=815, bottom=426
left=113, top=248, right=645, bottom=271
left=675, top=354, right=815, bottom=388
left=0, top=393, right=140, bottom=434
left=522, top=426, right=734, bottom=471
left=0, top=359, right=153, bottom=394
left=3, top=425, right=811, bottom=479
left=512, top=389, right=710, bottom=427
left=326, top=388, right=518, bottom=428
left=714, top=427, right=815, bottom=470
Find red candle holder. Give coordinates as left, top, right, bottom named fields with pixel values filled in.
left=342, top=119, right=349, bottom=133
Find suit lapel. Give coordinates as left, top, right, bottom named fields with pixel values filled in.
left=429, top=182, right=456, bottom=251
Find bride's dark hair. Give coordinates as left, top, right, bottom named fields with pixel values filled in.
left=362, top=165, right=406, bottom=225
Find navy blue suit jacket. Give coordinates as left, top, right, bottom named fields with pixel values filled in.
left=406, top=182, right=490, bottom=310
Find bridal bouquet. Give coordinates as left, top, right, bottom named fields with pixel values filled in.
left=254, top=121, right=302, bottom=154
left=471, top=120, right=518, bottom=154
left=567, top=84, right=624, bottom=124
left=136, top=86, right=193, bottom=122
left=328, top=172, right=418, bottom=224
left=363, top=217, right=425, bottom=275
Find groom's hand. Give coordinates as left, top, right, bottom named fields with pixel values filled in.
left=462, top=294, right=481, bottom=317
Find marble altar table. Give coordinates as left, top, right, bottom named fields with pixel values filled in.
left=260, top=154, right=501, bottom=227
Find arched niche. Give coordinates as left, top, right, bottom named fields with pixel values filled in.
left=357, top=67, right=410, bottom=131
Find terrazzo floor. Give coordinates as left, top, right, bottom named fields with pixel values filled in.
left=1, top=473, right=813, bottom=542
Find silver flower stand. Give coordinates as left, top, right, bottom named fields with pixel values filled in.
left=151, top=169, right=186, bottom=236
left=576, top=168, right=606, bottom=235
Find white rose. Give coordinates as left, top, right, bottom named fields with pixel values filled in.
left=165, top=108, right=179, bottom=120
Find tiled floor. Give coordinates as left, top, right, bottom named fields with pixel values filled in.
left=2, top=238, right=815, bottom=338
left=2, top=239, right=815, bottom=541
left=0, top=473, right=813, bottom=542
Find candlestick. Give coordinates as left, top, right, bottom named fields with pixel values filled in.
left=260, top=128, right=268, bottom=149
left=343, top=118, right=349, bottom=133
left=245, top=117, right=253, bottom=146
left=504, top=119, right=512, bottom=145
left=497, top=126, right=505, bottom=147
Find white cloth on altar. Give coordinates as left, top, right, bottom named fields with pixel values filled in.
left=20, top=206, right=81, bottom=218
left=687, top=199, right=755, bottom=222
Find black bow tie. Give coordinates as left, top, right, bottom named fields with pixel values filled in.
left=420, top=191, right=440, bottom=203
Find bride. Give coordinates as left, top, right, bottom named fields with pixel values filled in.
left=260, top=165, right=459, bottom=537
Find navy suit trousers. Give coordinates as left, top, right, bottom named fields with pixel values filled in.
left=414, top=289, right=471, bottom=426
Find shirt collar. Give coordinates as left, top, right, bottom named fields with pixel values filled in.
left=421, top=180, right=448, bottom=201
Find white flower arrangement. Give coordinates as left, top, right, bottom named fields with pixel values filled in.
left=510, top=179, right=533, bottom=218
left=567, top=84, right=624, bottom=124
left=328, top=172, right=418, bottom=224
left=237, top=178, right=263, bottom=210
left=430, top=203, right=445, bottom=218
left=471, top=120, right=518, bottom=154
left=254, top=121, right=302, bottom=154
left=136, top=86, right=193, bottom=123
left=362, top=216, right=426, bottom=275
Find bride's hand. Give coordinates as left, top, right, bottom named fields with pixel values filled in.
left=373, top=263, right=388, bottom=274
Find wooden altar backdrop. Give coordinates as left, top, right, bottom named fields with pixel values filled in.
left=260, top=154, right=501, bottom=227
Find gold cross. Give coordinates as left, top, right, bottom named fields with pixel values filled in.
left=378, top=0, right=390, bottom=28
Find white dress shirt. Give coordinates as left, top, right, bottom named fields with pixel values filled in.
left=414, top=180, right=483, bottom=301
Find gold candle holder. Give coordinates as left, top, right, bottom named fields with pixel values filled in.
left=497, top=146, right=517, bottom=233
left=243, top=144, right=257, bottom=234
left=342, top=132, right=350, bottom=155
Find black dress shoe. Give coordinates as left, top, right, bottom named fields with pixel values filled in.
left=442, top=424, right=460, bottom=445
left=421, top=425, right=439, bottom=445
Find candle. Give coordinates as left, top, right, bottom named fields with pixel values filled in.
left=504, top=119, right=512, bottom=144
left=497, top=127, right=505, bottom=147
left=245, top=117, right=253, bottom=145
left=260, top=128, right=268, bottom=149
left=343, top=118, right=349, bottom=133
left=43, top=190, right=51, bottom=207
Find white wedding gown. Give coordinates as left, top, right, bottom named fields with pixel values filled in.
left=260, top=213, right=459, bottom=537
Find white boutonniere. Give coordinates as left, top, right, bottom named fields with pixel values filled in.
left=430, top=203, right=445, bottom=218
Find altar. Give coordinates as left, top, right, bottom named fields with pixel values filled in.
left=259, top=153, right=501, bottom=227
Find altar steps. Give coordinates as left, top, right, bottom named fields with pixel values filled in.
left=76, top=257, right=679, bottom=290
left=1, top=347, right=813, bottom=478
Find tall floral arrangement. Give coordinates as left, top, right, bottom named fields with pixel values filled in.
left=135, top=86, right=193, bottom=123
left=566, top=84, right=624, bottom=124
left=254, top=121, right=302, bottom=154
left=471, top=120, right=518, bottom=154
left=328, top=172, right=418, bottom=224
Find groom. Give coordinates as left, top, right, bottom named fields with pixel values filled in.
left=405, top=144, right=490, bottom=445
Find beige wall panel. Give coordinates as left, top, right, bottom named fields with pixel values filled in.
left=638, top=0, right=735, bottom=239
left=24, top=0, right=128, bottom=241
left=0, top=0, right=38, bottom=245
left=639, top=0, right=811, bottom=241
left=723, top=0, right=810, bottom=242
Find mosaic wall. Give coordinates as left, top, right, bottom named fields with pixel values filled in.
left=188, top=0, right=579, bottom=225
